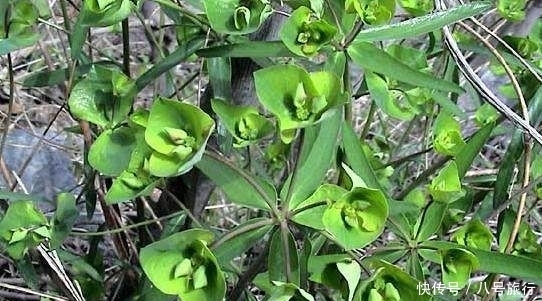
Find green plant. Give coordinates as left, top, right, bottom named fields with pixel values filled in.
left=2, top=0, right=542, bottom=300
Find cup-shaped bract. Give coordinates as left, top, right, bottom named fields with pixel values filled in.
left=144, top=98, right=215, bottom=177
left=140, top=229, right=226, bottom=301
left=280, top=6, right=337, bottom=57
left=254, top=64, right=342, bottom=143
left=322, top=187, right=388, bottom=250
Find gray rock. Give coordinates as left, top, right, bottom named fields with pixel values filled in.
left=0, top=128, right=79, bottom=211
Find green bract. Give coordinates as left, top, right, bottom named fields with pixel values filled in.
left=88, top=127, right=138, bottom=176
left=80, top=0, right=133, bottom=27
left=291, top=184, right=347, bottom=230
left=398, top=0, right=433, bottom=16
left=105, top=120, right=159, bottom=203
left=211, top=99, right=274, bottom=147
left=322, top=187, right=388, bottom=250
left=433, top=112, right=466, bottom=156
left=203, top=0, right=272, bottom=34
left=0, top=201, right=50, bottom=259
left=139, top=229, right=225, bottom=301
left=279, top=6, right=337, bottom=57
left=361, top=261, right=431, bottom=301
left=68, top=65, right=135, bottom=127
left=144, top=98, right=215, bottom=177
left=429, top=161, right=464, bottom=203
left=267, top=282, right=315, bottom=301
left=496, top=0, right=526, bottom=22
left=451, top=219, right=493, bottom=251
left=254, top=64, right=342, bottom=143
left=345, top=0, right=395, bottom=25
left=440, top=248, right=479, bottom=289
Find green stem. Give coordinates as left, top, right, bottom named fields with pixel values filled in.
left=360, top=100, right=376, bottom=140
left=290, top=200, right=328, bottom=216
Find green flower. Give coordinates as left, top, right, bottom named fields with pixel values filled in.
left=280, top=6, right=337, bottom=57
left=322, top=187, right=388, bottom=250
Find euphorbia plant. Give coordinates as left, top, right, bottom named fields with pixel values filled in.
left=2, top=0, right=542, bottom=300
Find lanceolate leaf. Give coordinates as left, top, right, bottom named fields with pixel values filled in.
left=365, top=71, right=414, bottom=120
left=354, top=2, right=491, bottom=41
left=282, top=109, right=342, bottom=209
left=212, top=218, right=274, bottom=265
left=341, top=122, right=383, bottom=192
left=455, top=122, right=494, bottom=178
left=196, top=153, right=276, bottom=211
left=197, top=41, right=295, bottom=58
left=348, top=42, right=463, bottom=94
left=135, top=38, right=205, bottom=92
left=494, top=87, right=542, bottom=209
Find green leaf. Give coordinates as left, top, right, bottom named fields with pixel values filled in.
left=212, top=218, right=274, bottom=264
left=341, top=122, right=384, bottom=191
left=196, top=153, right=276, bottom=210
left=68, top=65, right=135, bottom=127
left=197, top=41, right=295, bottom=57
left=0, top=32, right=40, bottom=56
left=145, top=98, right=214, bottom=177
left=50, top=193, right=78, bottom=248
left=282, top=109, right=342, bottom=209
left=323, top=187, right=388, bottom=250
left=0, top=201, right=49, bottom=259
left=440, top=248, right=479, bottom=289
left=494, top=87, right=542, bottom=209
left=414, top=201, right=448, bottom=242
left=348, top=42, right=463, bottom=94
left=203, top=0, right=272, bottom=34
left=268, top=228, right=300, bottom=285
left=207, top=57, right=232, bottom=100
left=291, top=184, right=347, bottom=230
left=432, top=111, right=466, bottom=156
left=365, top=71, right=414, bottom=120
left=22, top=64, right=92, bottom=87
left=451, top=219, right=493, bottom=251
left=139, top=229, right=225, bottom=301
left=279, top=6, right=337, bottom=57
left=254, top=64, right=343, bottom=143
left=429, top=161, right=464, bottom=203
left=431, top=91, right=467, bottom=120
left=337, top=260, right=361, bottom=301
left=455, top=122, right=494, bottom=178
left=211, top=99, right=274, bottom=148
left=135, top=38, right=205, bottom=92
left=354, top=2, right=491, bottom=41
left=88, top=127, right=138, bottom=176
